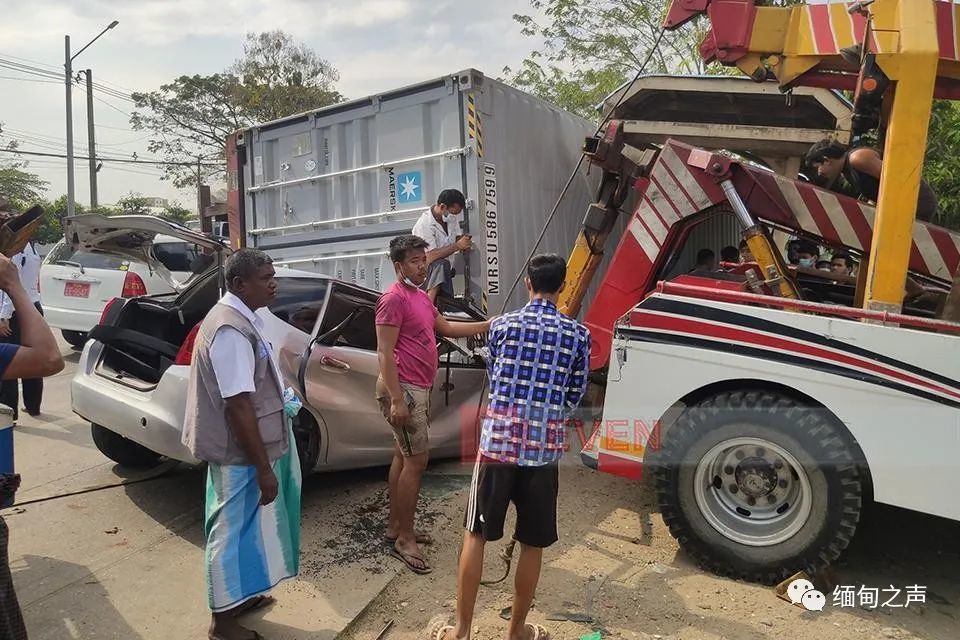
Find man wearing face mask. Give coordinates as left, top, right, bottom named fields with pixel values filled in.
left=375, top=235, right=491, bottom=575
left=411, top=189, right=473, bottom=304
left=795, top=240, right=821, bottom=270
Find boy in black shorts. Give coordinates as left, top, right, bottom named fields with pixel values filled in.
left=429, top=254, right=591, bottom=640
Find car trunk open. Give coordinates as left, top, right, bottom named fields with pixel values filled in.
left=93, top=270, right=223, bottom=388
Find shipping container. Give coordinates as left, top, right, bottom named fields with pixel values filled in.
left=227, top=69, right=598, bottom=317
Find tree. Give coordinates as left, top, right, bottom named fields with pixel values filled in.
left=924, top=100, right=960, bottom=230
left=131, top=74, right=245, bottom=189
left=503, top=1, right=713, bottom=119
left=0, top=168, right=48, bottom=204
left=232, top=30, right=342, bottom=123
left=160, top=204, right=192, bottom=225
left=504, top=0, right=803, bottom=119
left=131, top=31, right=343, bottom=188
left=0, top=124, right=49, bottom=204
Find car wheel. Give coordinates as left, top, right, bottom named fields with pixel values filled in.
left=653, top=390, right=864, bottom=585
left=90, top=423, right=163, bottom=468
left=62, top=330, right=88, bottom=349
left=292, top=410, right=321, bottom=475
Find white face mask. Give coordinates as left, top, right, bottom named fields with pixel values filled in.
left=402, top=276, right=418, bottom=288
left=442, top=213, right=452, bottom=223
left=798, top=257, right=815, bottom=268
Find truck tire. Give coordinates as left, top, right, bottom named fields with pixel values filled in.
left=62, top=330, right=87, bottom=349
left=653, top=390, right=863, bottom=585
left=90, top=423, right=162, bottom=468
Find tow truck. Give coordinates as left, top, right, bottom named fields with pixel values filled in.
left=567, top=0, right=960, bottom=583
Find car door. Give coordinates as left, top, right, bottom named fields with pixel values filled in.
left=300, top=283, right=391, bottom=468
left=428, top=339, right=488, bottom=459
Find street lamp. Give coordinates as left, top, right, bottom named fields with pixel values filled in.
left=65, top=20, right=118, bottom=218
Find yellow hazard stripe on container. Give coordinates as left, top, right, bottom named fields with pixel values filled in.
left=481, top=290, right=488, bottom=314
left=467, top=94, right=484, bottom=157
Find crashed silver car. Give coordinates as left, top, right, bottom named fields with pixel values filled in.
left=68, top=215, right=486, bottom=472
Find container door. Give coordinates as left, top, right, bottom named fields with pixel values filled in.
left=241, top=76, right=471, bottom=292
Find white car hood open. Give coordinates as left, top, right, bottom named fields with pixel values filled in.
left=63, top=214, right=231, bottom=290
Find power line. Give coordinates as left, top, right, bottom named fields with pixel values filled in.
left=1, top=126, right=154, bottom=153
left=0, top=75, right=61, bottom=85
left=96, top=123, right=140, bottom=133
left=78, top=85, right=134, bottom=118
left=0, top=58, right=136, bottom=103
left=0, top=51, right=60, bottom=71
left=18, top=157, right=167, bottom=175
left=0, top=148, right=220, bottom=167
left=2, top=131, right=167, bottom=166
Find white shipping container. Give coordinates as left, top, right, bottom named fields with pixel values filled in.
left=228, top=69, right=599, bottom=317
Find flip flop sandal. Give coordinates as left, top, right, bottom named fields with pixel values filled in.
left=385, top=532, right=434, bottom=545
left=527, top=623, right=552, bottom=640
left=389, top=543, right=433, bottom=575
left=426, top=615, right=454, bottom=640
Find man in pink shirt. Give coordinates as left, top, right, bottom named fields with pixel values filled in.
left=376, top=235, right=491, bottom=575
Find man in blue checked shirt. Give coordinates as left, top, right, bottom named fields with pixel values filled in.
left=429, top=254, right=590, bottom=640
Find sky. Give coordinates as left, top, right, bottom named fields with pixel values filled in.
left=0, top=0, right=545, bottom=212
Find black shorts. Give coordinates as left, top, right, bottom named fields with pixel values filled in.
left=463, top=456, right=560, bottom=548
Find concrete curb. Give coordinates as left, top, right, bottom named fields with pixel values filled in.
left=334, top=568, right=402, bottom=639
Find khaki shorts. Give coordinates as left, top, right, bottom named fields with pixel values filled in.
left=375, top=377, right=431, bottom=457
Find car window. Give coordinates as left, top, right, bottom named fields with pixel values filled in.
left=153, top=242, right=202, bottom=273
left=269, top=277, right=329, bottom=334
left=45, top=241, right=127, bottom=270
left=317, top=284, right=378, bottom=351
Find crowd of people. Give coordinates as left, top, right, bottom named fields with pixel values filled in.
left=180, top=188, right=590, bottom=640
left=693, top=238, right=858, bottom=280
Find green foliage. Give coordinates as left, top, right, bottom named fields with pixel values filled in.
left=503, top=0, right=803, bottom=119
left=502, top=1, right=719, bottom=119
left=924, top=100, right=960, bottom=231
left=131, top=74, right=246, bottom=189
left=231, top=30, right=343, bottom=123
left=158, top=204, right=192, bottom=225
left=131, top=30, right=343, bottom=188
left=0, top=167, right=48, bottom=204
left=12, top=194, right=193, bottom=246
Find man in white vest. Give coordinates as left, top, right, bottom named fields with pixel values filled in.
left=183, top=249, right=302, bottom=640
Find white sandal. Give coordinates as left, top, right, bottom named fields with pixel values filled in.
left=528, top=623, right=552, bottom=640
left=427, top=615, right=454, bottom=640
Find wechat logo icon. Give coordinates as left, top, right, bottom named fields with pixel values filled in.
left=788, top=578, right=826, bottom=612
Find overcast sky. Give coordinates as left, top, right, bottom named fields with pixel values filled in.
left=0, top=0, right=545, bottom=211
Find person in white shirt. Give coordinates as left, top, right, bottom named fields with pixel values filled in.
left=410, top=189, right=472, bottom=304
left=0, top=239, right=44, bottom=419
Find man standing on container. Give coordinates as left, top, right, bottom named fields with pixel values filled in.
left=182, top=249, right=302, bottom=640
left=429, top=254, right=591, bottom=640
left=411, top=189, right=473, bottom=304
left=375, top=235, right=491, bottom=574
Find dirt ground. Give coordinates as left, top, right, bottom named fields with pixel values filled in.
left=340, top=460, right=960, bottom=640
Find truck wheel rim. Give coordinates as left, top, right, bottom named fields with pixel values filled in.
left=693, top=436, right=812, bottom=547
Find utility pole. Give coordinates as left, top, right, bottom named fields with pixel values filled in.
left=64, top=21, right=118, bottom=219
left=196, top=155, right=202, bottom=218
left=64, top=36, right=75, bottom=218
left=85, top=69, right=98, bottom=209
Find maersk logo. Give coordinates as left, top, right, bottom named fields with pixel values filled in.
left=397, top=171, right=422, bottom=204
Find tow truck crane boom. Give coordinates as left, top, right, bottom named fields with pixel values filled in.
left=665, top=0, right=960, bottom=314
left=561, top=1, right=960, bottom=320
